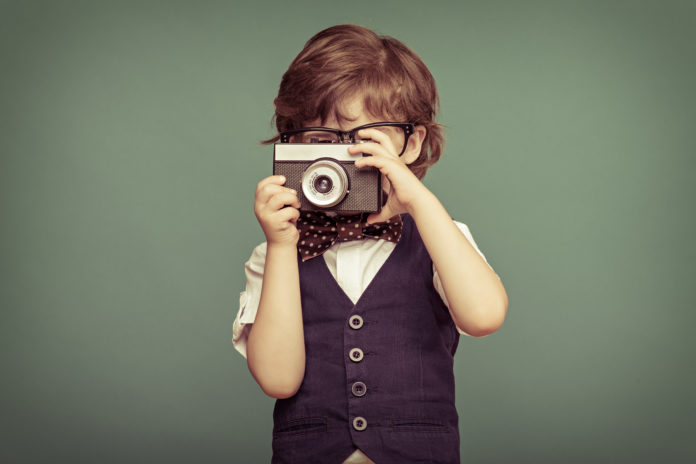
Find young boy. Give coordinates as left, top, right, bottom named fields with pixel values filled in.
left=233, top=24, right=508, bottom=464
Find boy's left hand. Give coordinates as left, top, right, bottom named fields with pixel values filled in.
left=349, top=128, right=429, bottom=223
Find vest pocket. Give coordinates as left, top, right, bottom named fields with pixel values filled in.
left=273, top=417, right=328, bottom=438
left=389, top=417, right=450, bottom=433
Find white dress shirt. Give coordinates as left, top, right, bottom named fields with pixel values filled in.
left=232, top=220, right=495, bottom=358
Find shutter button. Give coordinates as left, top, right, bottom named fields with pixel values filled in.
left=349, top=348, right=364, bottom=362
left=353, top=416, right=367, bottom=431
left=349, top=315, right=364, bottom=329
left=351, top=381, right=367, bottom=397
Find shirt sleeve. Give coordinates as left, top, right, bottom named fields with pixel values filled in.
left=232, top=242, right=267, bottom=359
left=433, top=221, right=497, bottom=337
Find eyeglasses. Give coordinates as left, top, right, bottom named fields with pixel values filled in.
left=279, top=122, right=415, bottom=156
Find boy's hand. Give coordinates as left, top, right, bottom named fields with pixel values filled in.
left=349, top=128, right=430, bottom=223
left=254, top=175, right=301, bottom=246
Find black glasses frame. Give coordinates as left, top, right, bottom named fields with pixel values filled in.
left=279, top=122, right=416, bottom=156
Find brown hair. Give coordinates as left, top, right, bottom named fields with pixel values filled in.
left=264, top=24, right=444, bottom=179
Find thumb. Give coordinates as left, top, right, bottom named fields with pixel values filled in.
left=366, top=202, right=397, bottom=224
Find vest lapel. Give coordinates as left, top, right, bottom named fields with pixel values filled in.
left=312, top=214, right=412, bottom=308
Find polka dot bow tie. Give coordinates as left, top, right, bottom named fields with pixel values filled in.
left=296, top=211, right=403, bottom=261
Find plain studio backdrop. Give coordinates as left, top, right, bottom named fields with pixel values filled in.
left=1, top=1, right=694, bottom=462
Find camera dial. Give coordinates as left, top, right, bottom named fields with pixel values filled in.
left=301, top=159, right=349, bottom=208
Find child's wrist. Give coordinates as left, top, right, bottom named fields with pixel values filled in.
left=266, top=241, right=298, bottom=253
left=265, top=242, right=299, bottom=265
left=404, top=184, right=438, bottom=216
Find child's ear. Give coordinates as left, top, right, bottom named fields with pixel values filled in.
left=400, top=125, right=427, bottom=165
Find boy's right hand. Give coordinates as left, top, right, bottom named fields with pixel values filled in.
left=254, top=175, right=301, bottom=246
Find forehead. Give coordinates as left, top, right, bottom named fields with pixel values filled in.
left=307, top=96, right=389, bottom=129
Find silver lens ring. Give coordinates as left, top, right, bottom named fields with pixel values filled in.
left=301, top=159, right=349, bottom=208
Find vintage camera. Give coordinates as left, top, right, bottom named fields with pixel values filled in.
left=273, top=143, right=382, bottom=212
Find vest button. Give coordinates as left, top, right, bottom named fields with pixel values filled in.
left=349, top=348, right=364, bottom=362
left=351, top=381, right=367, bottom=397
left=349, top=315, right=364, bottom=329
left=353, top=416, right=367, bottom=431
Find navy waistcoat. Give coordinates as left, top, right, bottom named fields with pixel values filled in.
left=272, top=214, right=461, bottom=463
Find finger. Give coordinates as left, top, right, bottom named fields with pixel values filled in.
left=256, top=175, right=288, bottom=196
left=257, top=174, right=287, bottom=189
left=353, top=151, right=393, bottom=171
left=348, top=140, right=397, bottom=162
left=256, top=182, right=297, bottom=205
left=273, top=205, right=301, bottom=225
left=367, top=204, right=395, bottom=224
left=352, top=128, right=398, bottom=157
left=358, top=128, right=398, bottom=154
left=267, top=191, right=301, bottom=212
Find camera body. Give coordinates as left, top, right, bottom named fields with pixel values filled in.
left=273, top=143, right=382, bottom=213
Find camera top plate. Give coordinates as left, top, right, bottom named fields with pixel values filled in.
left=273, top=143, right=361, bottom=162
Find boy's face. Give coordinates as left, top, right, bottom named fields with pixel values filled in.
left=305, top=96, right=422, bottom=165
left=303, top=96, right=426, bottom=207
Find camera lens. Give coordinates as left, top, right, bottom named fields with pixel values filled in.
left=301, top=159, right=349, bottom=208
left=313, top=175, right=332, bottom=194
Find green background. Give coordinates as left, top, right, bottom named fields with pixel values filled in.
left=1, top=0, right=694, bottom=462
